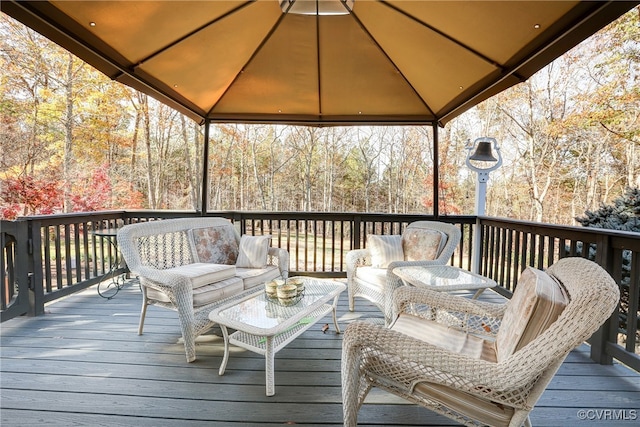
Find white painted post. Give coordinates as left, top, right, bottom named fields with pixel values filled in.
left=465, top=138, right=502, bottom=274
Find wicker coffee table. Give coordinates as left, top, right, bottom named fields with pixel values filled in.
left=208, top=277, right=346, bottom=396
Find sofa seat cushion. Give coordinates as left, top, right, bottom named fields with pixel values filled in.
left=235, top=265, right=281, bottom=289
left=163, top=263, right=236, bottom=289
left=392, top=313, right=497, bottom=363
left=496, top=266, right=569, bottom=361
left=189, top=225, right=239, bottom=264
left=147, top=276, right=244, bottom=307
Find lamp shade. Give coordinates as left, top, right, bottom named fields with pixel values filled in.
left=469, top=141, right=498, bottom=162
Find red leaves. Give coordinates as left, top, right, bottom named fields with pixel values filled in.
left=0, top=176, right=61, bottom=219
left=69, top=164, right=112, bottom=212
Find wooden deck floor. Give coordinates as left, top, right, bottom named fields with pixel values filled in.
left=1, top=278, right=639, bottom=426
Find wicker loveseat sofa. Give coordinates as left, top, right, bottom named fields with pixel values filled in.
left=117, top=217, right=289, bottom=362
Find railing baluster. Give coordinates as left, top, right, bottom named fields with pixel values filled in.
left=627, top=252, right=639, bottom=353
left=82, top=221, right=90, bottom=282
left=512, top=231, right=522, bottom=288
left=43, top=226, right=52, bottom=293
left=505, top=229, right=513, bottom=288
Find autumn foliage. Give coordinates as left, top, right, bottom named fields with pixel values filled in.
left=0, top=176, right=61, bottom=220
left=69, top=164, right=113, bottom=212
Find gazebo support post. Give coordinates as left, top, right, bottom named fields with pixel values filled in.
left=200, top=120, right=210, bottom=216
left=433, top=122, right=439, bottom=218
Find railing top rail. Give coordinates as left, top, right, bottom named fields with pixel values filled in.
left=213, top=211, right=476, bottom=223
left=14, top=210, right=127, bottom=221
left=480, top=216, right=640, bottom=239
left=4, top=210, right=477, bottom=225
left=11, top=211, right=127, bottom=227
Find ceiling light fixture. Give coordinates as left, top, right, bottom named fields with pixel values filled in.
left=280, top=0, right=354, bottom=16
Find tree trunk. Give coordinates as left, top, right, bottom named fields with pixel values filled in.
left=63, top=52, right=74, bottom=213
left=128, top=97, right=140, bottom=189
left=140, top=94, right=155, bottom=209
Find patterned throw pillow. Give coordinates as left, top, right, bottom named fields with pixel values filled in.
left=189, top=226, right=239, bottom=265
left=402, top=228, right=445, bottom=261
left=236, top=235, right=272, bottom=268
left=368, top=234, right=404, bottom=268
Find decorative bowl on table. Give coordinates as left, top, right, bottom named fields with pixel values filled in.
left=286, top=277, right=305, bottom=294
left=265, top=278, right=305, bottom=306
left=276, top=284, right=299, bottom=306
left=264, top=279, right=283, bottom=299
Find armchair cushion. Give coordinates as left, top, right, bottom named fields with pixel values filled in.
left=496, top=266, right=569, bottom=361
left=162, top=262, right=236, bottom=289
left=351, top=266, right=387, bottom=292
left=402, top=228, right=446, bottom=261
left=236, top=235, right=272, bottom=268
left=413, top=382, right=514, bottom=427
left=368, top=234, right=403, bottom=268
left=189, top=225, right=239, bottom=264
left=392, top=313, right=497, bottom=362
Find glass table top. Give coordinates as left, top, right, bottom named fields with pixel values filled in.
left=393, top=265, right=496, bottom=290
left=210, top=278, right=345, bottom=334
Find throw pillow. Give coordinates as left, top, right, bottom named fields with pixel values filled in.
left=368, top=234, right=404, bottom=268
left=496, top=266, right=569, bottom=361
left=236, top=235, right=272, bottom=268
left=402, top=228, right=445, bottom=261
left=189, top=225, right=239, bottom=265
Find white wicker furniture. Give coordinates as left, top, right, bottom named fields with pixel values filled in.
left=346, top=221, right=461, bottom=323
left=208, top=277, right=345, bottom=396
left=393, top=265, right=496, bottom=299
left=342, top=257, right=620, bottom=427
left=117, top=217, right=289, bottom=362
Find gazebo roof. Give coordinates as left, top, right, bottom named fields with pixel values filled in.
left=3, top=1, right=637, bottom=126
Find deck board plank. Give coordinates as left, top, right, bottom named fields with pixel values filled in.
left=2, top=279, right=638, bottom=426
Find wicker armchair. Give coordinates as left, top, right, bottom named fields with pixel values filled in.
left=342, top=257, right=620, bottom=427
left=117, top=217, right=289, bottom=362
left=346, top=221, right=460, bottom=322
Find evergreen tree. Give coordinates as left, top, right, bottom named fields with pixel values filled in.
left=575, top=187, right=640, bottom=232
left=575, top=187, right=639, bottom=348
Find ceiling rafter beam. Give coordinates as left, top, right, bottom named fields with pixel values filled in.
left=349, top=7, right=436, bottom=118
left=379, top=0, right=507, bottom=73
left=206, top=3, right=290, bottom=117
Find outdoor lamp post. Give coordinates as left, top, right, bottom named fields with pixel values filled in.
left=465, top=137, right=502, bottom=273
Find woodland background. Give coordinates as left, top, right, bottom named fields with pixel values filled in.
left=1, top=8, right=639, bottom=225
